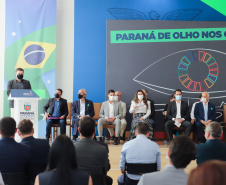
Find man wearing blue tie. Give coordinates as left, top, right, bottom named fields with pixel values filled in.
left=194, top=91, right=216, bottom=142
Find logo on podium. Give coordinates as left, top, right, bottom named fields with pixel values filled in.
left=24, top=104, right=31, bottom=111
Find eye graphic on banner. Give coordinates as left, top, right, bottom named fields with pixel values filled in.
left=133, top=48, right=225, bottom=99
left=15, top=41, right=56, bottom=69
left=178, top=51, right=219, bottom=92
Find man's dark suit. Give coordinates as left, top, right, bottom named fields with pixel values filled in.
left=165, top=101, right=192, bottom=140
left=71, top=99, right=95, bottom=136
left=0, top=137, right=32, bottom=178
left=147, top=99, right=155, bottom=127
left=7, top=79, right=31, bottom=108
left=196, top=139, right=226, bottom=165
left=21, top=136, right=50, bottom=182
left=74, top=138, right=108, bottom=185
left=194, top=102, right=216, bottom=140
left=43, top=97, right=68, bottom=139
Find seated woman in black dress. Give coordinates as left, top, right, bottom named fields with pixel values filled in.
left=34, top=135, right=92, bottom=185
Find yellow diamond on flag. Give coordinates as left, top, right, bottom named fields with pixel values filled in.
left=15, top=41, right=56, bottom=69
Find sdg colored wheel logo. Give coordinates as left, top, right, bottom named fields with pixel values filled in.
left=178, top=51, right=219, bottom=92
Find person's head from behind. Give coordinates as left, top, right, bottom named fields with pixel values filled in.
left=17, top=119, right=34, bottom=138
left=0, top=117, right=17, bottom=138
left=205, top=121, right=222, bottom=140
left=169, top=135, right=196, bottom=168
left=15, top=68, right=24, bottom=80
left=187, top=160, right=226, bottom=185
left=135, top=122, right=150, bottom=138
left=47, top=135, right=77, bottom=185
left=78, top=117, right=96, bottom=138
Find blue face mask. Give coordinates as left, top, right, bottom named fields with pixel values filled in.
left=176, top=95, right=182, bottom=101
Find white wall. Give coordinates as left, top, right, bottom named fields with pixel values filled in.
left=56, top=0, right=74, bottom=102
left=0, top=0, right=5, bottom=118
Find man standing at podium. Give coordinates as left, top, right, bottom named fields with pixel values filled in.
left=43, top=89, right=68, bottom=141
left=7, top=68, right=32, bottom=118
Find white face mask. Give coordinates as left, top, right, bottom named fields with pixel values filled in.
left=109, top=96, right=114, bottom=101
left=201, top=97, right=207, bottom=103
left=114, top=96, right=118, bottom=101
left=138, top=95, right=143, bottom=100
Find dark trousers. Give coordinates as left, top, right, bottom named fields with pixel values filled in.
left=196, top=121, right=204, bottom=140
left=118, top=174, right=139, bottom=185
left=46, top=119, right=66, bottom=139
left=165, top=120, right=192, bottom=140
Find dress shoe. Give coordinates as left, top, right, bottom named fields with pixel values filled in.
left=114, top=137, right=118, bottom=145
left=110, top=136, right=115, bottom=140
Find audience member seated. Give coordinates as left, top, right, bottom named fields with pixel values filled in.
left=75, top=117, right=109, bottom=185
left=142, top=89, right=155, bottom=128
left=0, top=117, right=32, bottom=181
left=98, top=89, right=122, bottom=145
left=0, top=173, right=4, bottom=185
left=35, top=135, right=92, bottom=185
left=93, top=133, right=113, bottom=185
left=71, top=88, right=95, bottom=141
left=196, top=122, right=226, bottom=165
left=107, top=91, right=127, bottom=141
left=138, top=135, right=196, bottom=185
left=190, top=94, right=202, bottom=125
left=129, top=90, right=152, bottom=140
left=165, top=89, right=192, bottom=141
left=187, top=160, right=226, bottom=185
left=43, top=88, right=68, bottom=141
left=118, top=122, right=161, bottom=185
left=18, top=119, right=50, bottom=182
left=194, top=91, right=216, bottom=142
left=164, top=94, right=175, bottom=118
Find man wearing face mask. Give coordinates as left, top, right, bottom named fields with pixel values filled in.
left=71, top=89, right=95, bottom=141
left=107, top=91, right=127, bottom=141
left=194, top=91, right=216, bottom=142
left=98, top=89, right=122, bottom=145
left=43, top=89, right=68, bottom=141
left=7, top=68, right=32, bottom=117
left=165, top=89, right=192, bottom=141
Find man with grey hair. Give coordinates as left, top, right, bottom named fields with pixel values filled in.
left=196, top=121, right=226, bottom=165
left=194, top=91, right=216, bottom=142
left=71, top=88, right=95, bottom=141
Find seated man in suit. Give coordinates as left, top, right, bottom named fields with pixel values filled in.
left=43, top=88, right=68, bottom=140
left=74, top=117, right=109, bottom=185
left=196, top=121, right=226, bottom=165
left=118, top=122, right=161, bottom=185
left=142, top=89, right=155, bottom=128
left=194, top=91, right=216, bottom=142
left=107, top=91, right=127, bottom=141
left=7, top=68, right=32, bottom=118
left=98, top=89, right=122, bottom=145
left=0, top=117, right=32, bottom=180
left=190, top=94, right=202, bottom=125
left=71, top=88, right=95, bottom=140
left=18, top=119, right=50, bottom=182
left=165, top=89, right=192, bottom=141
left=138, top=136, right=196, bottom=185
